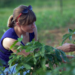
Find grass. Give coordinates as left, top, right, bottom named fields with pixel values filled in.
left=0, top=0, right=75, bottom=45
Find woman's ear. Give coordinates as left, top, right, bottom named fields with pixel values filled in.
left=16, top=22, right=19, bottom=25
left=16, top=22, right=21, bottom=27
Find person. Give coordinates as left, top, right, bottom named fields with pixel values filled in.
left=0, top=5, right=75, bottom=75
left=0, top=5, right=38, bottom=75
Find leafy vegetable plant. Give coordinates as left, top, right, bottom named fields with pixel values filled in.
left=1, top=29, right=75, bottom=75
left=8, top=35, right=67, bottom=75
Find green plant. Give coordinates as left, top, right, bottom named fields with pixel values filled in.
left=1, top=29, right=75, bottom=75
left=62, top=28, right=75, bottom=44
left=8, top=28, right=75, bottom=75
left=8, top=35, right=68, bottom=75
left=0, top=54, right=7, bottom=75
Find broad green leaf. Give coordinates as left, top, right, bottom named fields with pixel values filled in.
left=73, top=40, right=75, bottom=44
left=17, top=49, right=21, bottom=53
left=20, top=72, right=23, bottom=75
left=17, top=46, right=22, bottom=50
left=46, top=71, right=52, bottom=75
left=69, top=35, right=72, bottom=40
left=74, top=32, right=75, bottom=34
left=34, top=52, right=40, bottom=57
left=62, top=34, right=72, bottom=44
left=45, top=45, right=54, bottom=54
left=35, top=41, right=42, bottom=48
left=8, top=57, right=17, bottom=66
left=41, top=59, right=46, bottom=70
left=21, top=35, right=23, bottom=38
left=16, top=64, right=22, bottom=73
left=55, top=49, right=62, bottom=62
left=23, top=64, right=31, bottom=70
left=16, top=55, right=21, bottom=59
left=24, top=55, right=33, bottom=62
left=72, top=68, right=75, bottom=75
left=73, top=29, right=75, bottom=32
left=26, top=73, right=30, bottom=75
left=68, top=29, right=73, bottom=33
left=25, top=47, right=34, bottom=52
left=10, top=40, right=18, bottom=49
left=46, top=54, right=53, bottom=61
left=0, top=69, right=5, bottom=75
left=62, top=34, right=68, bottom=39
left=18, top=38, right=23, bottom=42
left=0, top=59, right=6, bottom=66
left=36, top=68, right=50, bottom=75
left=33, top=56, right=37, bottom=65
left=40, top=45, right=45, bottom=57
left=59, top=50, right=68, bottom=61
left=17, top=35, right=23, bottom=42
left=32, top=71, right=37, bottom=75
left=25, top=42, right=32, bottom=46
left=48, top=62, right=53, bottom=70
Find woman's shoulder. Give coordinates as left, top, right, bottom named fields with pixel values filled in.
left=5, top=28, right=16, bottom=35
left=3, top=38, right=16, bottom=44
left=2, top=37, right=21, bottom=50
left=2, top=38, right=17, bottom=50
left=5, top=28, right=13, bottom=33
left=1, top=28, right=18, bottom=40
left=2, top=28, right=14, bottom=37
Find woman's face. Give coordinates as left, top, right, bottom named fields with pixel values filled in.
left=20, top=22, right=36, bottom=33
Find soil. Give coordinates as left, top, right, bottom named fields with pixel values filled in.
left=39, top=24, right=75, bottom=47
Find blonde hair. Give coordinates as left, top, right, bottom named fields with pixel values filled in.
left=7, top=5, right=36, bottom=28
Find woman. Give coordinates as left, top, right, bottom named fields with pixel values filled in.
left=0, top=5, right=38, bottom=75
left=0, top=5, right=74, bottom=75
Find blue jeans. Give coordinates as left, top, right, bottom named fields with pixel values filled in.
left=0, top=64, right=30, bottom=75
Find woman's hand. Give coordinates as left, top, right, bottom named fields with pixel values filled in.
left=57, top=43, right=75, bottom=52
left=62, top=43, right=75, bottom=52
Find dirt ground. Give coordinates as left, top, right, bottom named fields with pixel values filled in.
left=39, top=24, right=75, bottom=47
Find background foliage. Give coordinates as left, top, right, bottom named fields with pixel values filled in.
left=0, top=0, right=75, bottom=45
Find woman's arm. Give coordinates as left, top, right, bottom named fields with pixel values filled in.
left=3, top=38, right=29, bottom=57
left=57, top=43, right=75, bottom=52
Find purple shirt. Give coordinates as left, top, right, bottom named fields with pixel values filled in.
left=0, top=28, right=34, bottom=67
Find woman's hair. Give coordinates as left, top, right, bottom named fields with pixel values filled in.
left=7, top=5, right=36, bottom=28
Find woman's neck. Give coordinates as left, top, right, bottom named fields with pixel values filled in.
left=14, top=26, right=26, bottom=38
